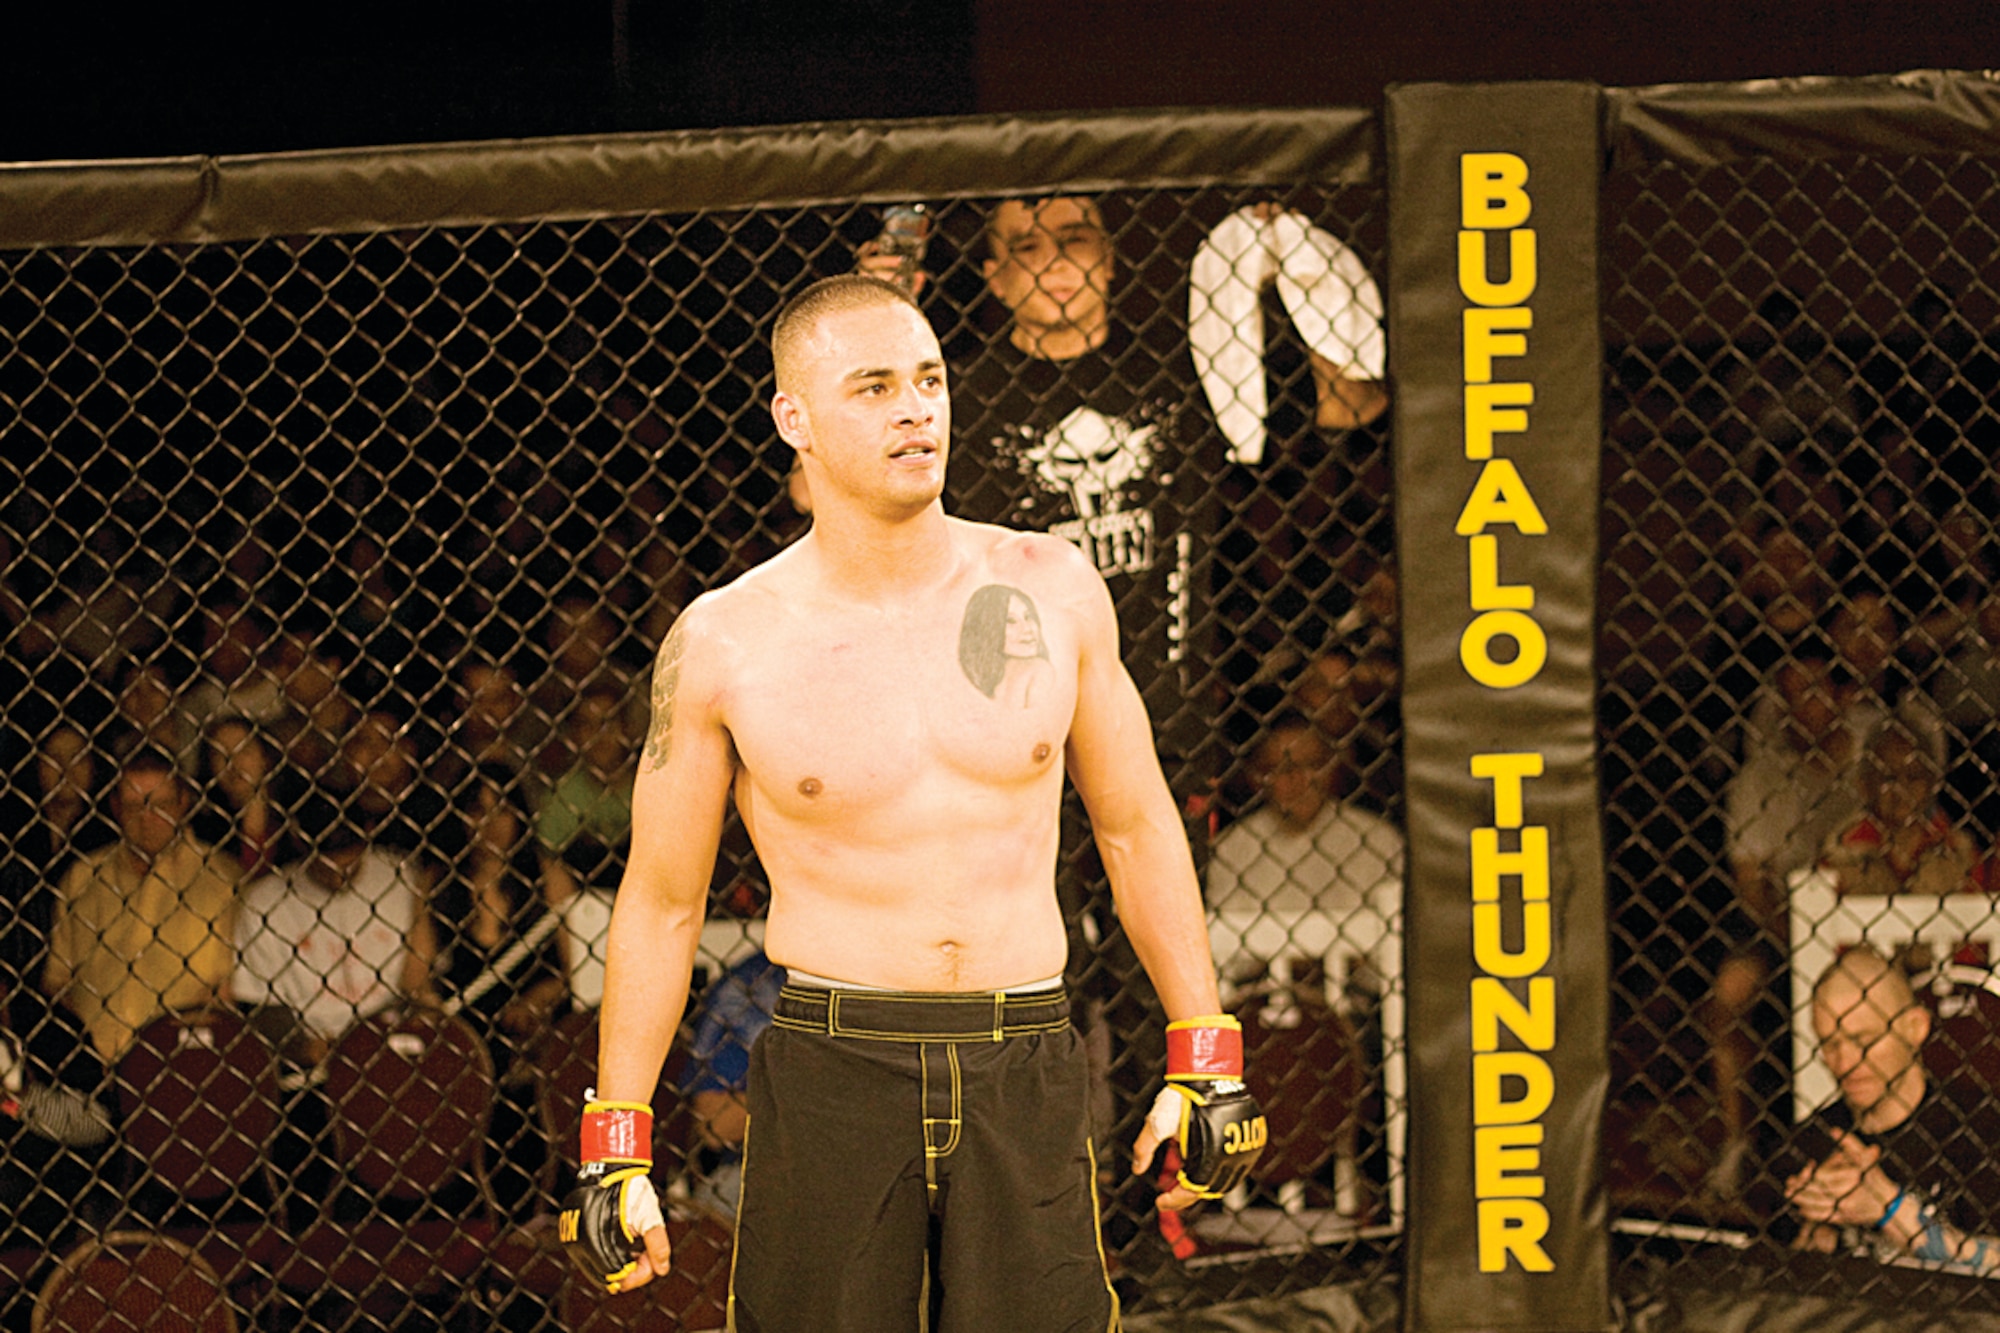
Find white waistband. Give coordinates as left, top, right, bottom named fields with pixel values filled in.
left=782, top=967, right=1065, bottom=996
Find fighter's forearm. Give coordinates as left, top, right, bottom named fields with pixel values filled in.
left=1097, top=805, right=1222, bottom=1022
left=595, top=886, right=704, bottom=1106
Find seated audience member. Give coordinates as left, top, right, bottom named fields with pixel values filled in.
left=1725, top=639, right=1882, bottom=940
left=528, top=597, right=646, bottom=762
left=194, top=718, right=295, bottom=879
left=1822, top=707, right=1988, bottom=897
left=1715, top=519, right=1834, bottom=679
left=1782, top=946, right=2000, bottom=1271
left=1708, top=639, right=1882, bottom=1194
left=423, top=765, right=568, bottom=1213
left=535, top=682, right=636, bottom=896
left=678, top=950, right=785, bottom=1218
left=43, top=748, right=241, bottom=1067
left=268, top=631, right=360, bottom=780
left=183, top=598, right=288, bottom=731
left=1207, top=712, right=1403, bottom=998
left=2, top=726, right=114, bottom=1030
left=436, top=658, right=546, bottom=792
left=232, top=792, right=432, bottom=1067
left=334, top=707, right=446, bottom=863
left=1826, top=584, right=1904, bottom=707
left=112, top=654, right=202, bottom=774
left=1209, top=712, right=1402, bottom=913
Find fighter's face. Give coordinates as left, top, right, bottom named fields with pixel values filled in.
left=777, top=300, right=949, bottom=515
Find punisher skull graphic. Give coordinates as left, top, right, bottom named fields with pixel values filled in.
left=1022, top=405, right=1156, bottom=520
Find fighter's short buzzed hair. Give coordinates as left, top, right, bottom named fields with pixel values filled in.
left=772, top=274, right=923, bottom=395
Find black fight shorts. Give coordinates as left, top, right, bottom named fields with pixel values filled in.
left=727, top=983, right=1120, bottom=1333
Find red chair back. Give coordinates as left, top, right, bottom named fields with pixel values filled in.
left=32, top=1231, right=236, bottom=1333
left=322, top=1008, right=494, bottom=1204
left=113, top=1011, right=282, bottom=1208
left=1914, top=962, right=2000, bottom=1093
left=1236, top=989, right=1360, bottom=1186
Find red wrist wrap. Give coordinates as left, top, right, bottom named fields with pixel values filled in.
left=580, top=1104, right=653, bottom=1165
left=1166, top=1019, right=1243, bottom=1080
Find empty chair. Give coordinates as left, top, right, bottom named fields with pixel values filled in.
left=32, top=1230, right=235, bottom=1333
left=111, top=1010, right=287, bottom=1300
left=274, top=1008, right=497, bottom=1325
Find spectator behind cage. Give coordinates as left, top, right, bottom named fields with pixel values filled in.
left=536, top=682, right=637, bottom=896
left=1781, top=946, right=2000, bottom=1272
left=423, top=765, right=569, bottom=1215
left=232, top=791, right=432, bottom=1066
left=1822, top=705, right=1989, bottom=897
left=43, top=747, right=241, bottom=1065
left=677, top=949, right=786, bottom=1218
left=1725, top=636, right=1882, bottom=939
left=2, top=725, right=114, bottom=1032
left=1208, top=711, right=1402, bottom=916
left=193, top=718, right=296, bottom=880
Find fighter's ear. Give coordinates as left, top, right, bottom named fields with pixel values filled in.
left=771, top=391, right=809, bottom=449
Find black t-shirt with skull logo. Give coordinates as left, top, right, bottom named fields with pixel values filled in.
left=948, top=322, right=1222, bottom=777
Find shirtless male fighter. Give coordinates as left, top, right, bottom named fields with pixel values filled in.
left=559, top=274, right=1262, bottom=1331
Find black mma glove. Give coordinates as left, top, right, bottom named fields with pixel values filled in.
left=1142, top=1014, right=1267, bottom=1200
left=559, top=1094, right=666, bottom=1291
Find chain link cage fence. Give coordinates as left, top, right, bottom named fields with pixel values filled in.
left=1601, top=100, right=2000, bottom=1320
left=9, top=80, right=2000, bottom=1333
left=0, top=115, right=1400, bottom=1330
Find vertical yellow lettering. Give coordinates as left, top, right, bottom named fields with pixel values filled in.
left=1458, top=229, right=1538, bottom=307
left=1474, top=1124, right=1546, bottom=1197
left=1469, top=752, right=1544, bottom=827
left=1463, top=382, right=1533, bottom=460
left=1473, top=1051, right=1555, bottom=1124
left=1471, top=977, right=1557, bottom=1052
left=1472, top=901, right=1551, bottom=977
left=1460, top=153, right=1532, bottom=229
left=1478, top=1200, right=1554, bottom=1272
left=1470, top=827, right=1550, bottom=902
left=1468, top=535, right=1534, bottom=612
left=1456, top=459, right=1549, bottom=536
left=1460, top=610, right=1547, bottom=688
left=1463, top=306, right=1532, bottom=383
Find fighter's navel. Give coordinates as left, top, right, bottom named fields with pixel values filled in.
left=798, top=777, right=823, bottom=798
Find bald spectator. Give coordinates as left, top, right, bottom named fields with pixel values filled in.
left=1782, top=947, right=2000, bottom=1272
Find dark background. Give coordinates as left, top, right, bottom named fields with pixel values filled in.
left=4, top=0, right=1998, bottom=162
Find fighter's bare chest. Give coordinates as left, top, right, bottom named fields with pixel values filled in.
left=725, top=603, right=1072, bottom=807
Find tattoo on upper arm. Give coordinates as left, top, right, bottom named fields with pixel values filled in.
left=958, top=584, right=1051, bottom=707
left=642, top=620, right=689, bottom=771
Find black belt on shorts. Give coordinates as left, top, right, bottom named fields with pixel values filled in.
left=771, top=983, right=1070, bottom=1042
